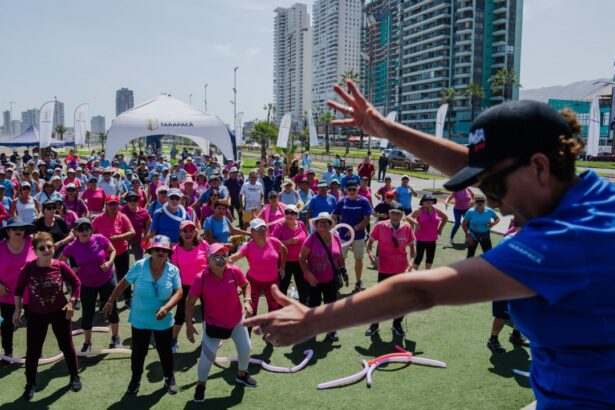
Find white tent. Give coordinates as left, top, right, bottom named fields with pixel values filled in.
left=105, top=95, right=235, bottom=160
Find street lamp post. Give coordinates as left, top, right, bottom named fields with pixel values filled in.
left=233, top=66, right=239, bottom=127
left=189, top=94, right=192, bottom=105
left=204, top=83, right=208, bottom=112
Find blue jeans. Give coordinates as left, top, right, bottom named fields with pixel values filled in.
left=451, top=208, right=469, bottom=240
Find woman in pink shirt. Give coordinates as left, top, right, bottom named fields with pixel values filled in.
left=170, top=220, right=209, bottom=353
left=199, top=189, right=232, bottom=224
left=185, top=243, right=255, bottom=402
left=129, top=178, right=147, bottom=208
left=0, top=217, right=36, bottom=357
left=271, top=204, right=309, bottom=305
left=258, top=191, right=286, bottom=232
left=228, top=218, right=287, bottom=316
left=445, top=188, right=474, bottom=244
left=81, top=177, right=106, bottom=215
left=366, top=202, right=416, bottom=337
left=299, top=212, right=347, bottom=341
left=409, top=194, right=448, bottom=270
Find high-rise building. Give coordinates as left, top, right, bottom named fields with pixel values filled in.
left=274, top=4, right=313, bottom=126
left=312, top=0, right=362, bottom=112
left=53, top=101, right=65, bottom=128
left=21, top=108, right=40, bottom=130
left=2, top=110, right=10, bottom=136
left=116, top=88, right=134, bottom=116
left=91, top=115, right=106, bottom=134
left=374, top=0, right=524, bottom=139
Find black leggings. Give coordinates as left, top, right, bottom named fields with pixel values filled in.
left=415, top=241, right=436, bottom=266
left=173, top=284, right=203, bottom=326
left=467, top=234, right=492, bottom=258
left=378, top=167, right=387, bottom=181
left=80, top=277, right=119, bottom=330
left=308, top=280, right=337, bottom=308
left=370, top=273, right=404, bottom=328
left=0, top=302, right=26, bottom=355
left=279, top=261, right=309, bottom=306
left=130, top=326, right=174, bottom=381
left=114, top=252, right=131, bottom=301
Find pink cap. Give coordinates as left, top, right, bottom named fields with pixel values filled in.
left=179, top=220, right=196, bottom=230
left=207, top=243, right=229, bottom=257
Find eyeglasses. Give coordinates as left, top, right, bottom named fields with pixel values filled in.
left=478, top=159, right=530, bottom=201
left=253, top=226, right=267, bottom=232
left=107, top=202, right=119, bottom=207
left=181, top=227, right=196, bottom=233
left=168, top=196, right=180, bottom=201
left=154, top=248, right=170, bottom=255
left=126, top=198, right=139, bottom=203
left=284, top=210, right=298, bottom=215
left=44, top=206, right=55, bottom=211
left=37, top=244, right=54, bottom=251
left=22, top=187, right=31, bottom=191
left=76, top=225, right=92, bottom=232
left=212, top=254, right=228, bottom=262
left=66, top=188, right=76, bottom=192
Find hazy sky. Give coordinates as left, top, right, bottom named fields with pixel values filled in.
left=1, top=0, right=614, bottom=128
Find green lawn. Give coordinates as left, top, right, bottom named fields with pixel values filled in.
left=0, top=224, right=534, bottom=409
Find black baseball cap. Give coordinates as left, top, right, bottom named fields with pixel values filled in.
left=345, top=181, right=357, bottom=189
left=444, top=100, right=573, bottom=191
left=389, top=201, right=403, bottom=213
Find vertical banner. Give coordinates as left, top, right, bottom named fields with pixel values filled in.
left=39, top=101, right=56, bottom=149
left=380, top=111, right=398, bottom=148
left=435, top=103, right=449, bottom=139
left=74, top=103, right=89, bottom=146
left=235, top=112, right=243, bottom=145
left=586, top=96, right=600, bottom=157
left=307, top=109, right=319, bottom=146
left=276, top=112, right=292, bottom=148
left=609, top=87, right=615, bottom=131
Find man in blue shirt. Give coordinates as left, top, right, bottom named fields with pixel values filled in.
left=306, top=182, right=338, bottom=220
left=340, top=167, right=361, bottom=189
left=321, top=164, right=336, bottom=185
left=332, top=181, right=372, bottom=292
left=149, top=189, right=190, bottom=243
left=394, top=175, right=418, bottom=215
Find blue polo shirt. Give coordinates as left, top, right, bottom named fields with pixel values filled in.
left=204, top=215, right=232, bottom=243
left=198, top=185, right=229, bottom=203
left=394, top=185, right=414, bottom=210
left=332, top=195, right=372, bottom=240
left=150, top=206, right=190, bottom=243
left=463, top=207, right=498, bottom=237
left=482, top=171, right=615, bottom=408
left=340, top=174, right=361, bottom=189
left=125, top=258, right=181, bottom=331
left=307, top=193, right=338, bottom=216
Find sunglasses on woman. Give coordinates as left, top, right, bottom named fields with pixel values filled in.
left=126, top=198, right=139, bottom=203
left=284, top=210, right=298, bottom=215
left=212, top=254, right=228, bottom=262
left=37, top=244, right=54, bottom=251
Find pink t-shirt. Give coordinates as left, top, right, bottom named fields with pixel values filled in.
left=258, top=206, right=285, bottom=226
left=62, top=234, right=114, bottom=287
left=171, top=241, right=209, bottom=286
left=82, top=188, right=106, bottom=213
left=370, top=221, right=416, bottom=274
left=63, top=209, right=79, bottom=229
left=358, top=186, right=373, bottom=206
left=120, top=205, right=151, bottom=240
left=453, top=189, right=473, bottom=210
left=0, top=237, right=35, bottom=304
left=189, top=264, right=247, bottom=329
left=303, top=233, right=342, bottom=283
left=271, top=221, right=308, bottom=262
left=308, top=178, right=319, bottom=194
left=239, top=237, right=282, bottom=282
left=414, top=208, right=440, bottom=242
left=92, top=212, right=134, bottom=255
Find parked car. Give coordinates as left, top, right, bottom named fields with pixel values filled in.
left=388, top=149, right=429, bottom=171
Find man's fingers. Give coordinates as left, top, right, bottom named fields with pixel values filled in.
left=346, top=80, right=368, bottom=107
left=326, top=100, right=352, bottom=113
left=331, top=83, right=356, bottom=107
left=330, top=119, right=357, bottom=127
left=271, top=284, right=292, bottom=308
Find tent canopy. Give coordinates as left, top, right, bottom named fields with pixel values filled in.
left=0, top=125, right=72, bottom=148
left=105, top=95, right=234, bottom=160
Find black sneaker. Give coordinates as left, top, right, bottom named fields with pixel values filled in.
left=235, top=372, right=257, bottom=388
left=364, top=324, right=379, bottom=336
left=69, top=375, right=82, bottom=392
left=487, top=338, right=506, bottom=353
left=354, top=281, right=365, bottom=292
left=193, top=384, right=206, bottom=403
left=22, top=384, right=36, bottom=401
left=80, top=342, right=92, bottom=353
left=127, top=379, right=140, bottom=394
left=326, top=331, right=339, bottom=341
left=165, top=376, right=179, bottom=394
left=391, top=323, right=405, bottom=337
left=509, top=332, right=530, bottom=346
left=109, top=336, right=121, bottom=349
left=74, top=299, right=81, bottom=310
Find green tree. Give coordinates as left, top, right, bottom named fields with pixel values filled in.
left=248, top=120, right=278, bottom=159
left=98, top=131, right=108, bottom=151
left=263, top=103, right=276, bottom=124
left=276, top=134, right=299, bottom=167
left=463, top=83, right=485, bottom=121
left=54, top=124, right=67, bottom=140
left=441, top=87, right=457, bottom=139
left=319, top=110, right=335, bottom=154
left=489, top=67, right=521, bottom=101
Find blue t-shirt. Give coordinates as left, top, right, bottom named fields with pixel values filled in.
left=307, top=194, right=338, bottom=216
left=204, top=215, right=232, bottom=243
left=394, top=185, right=414, bottom=210
left=322, top=171, right=335, bottom=185
left=333, top=196, right=373, bottom=240
left=340, top=174, right=361, bottom=189
left=198, top=186, right=229, bottom=204
left=125, top=258, right=181, bottom=330
left=1, top=196, right=12, bottom=211
left=483, top=171, right=615, bottom=408
left=150, top=206, right=190, bottom=243
left=0, top=179, right=14, bottom=199
left=463, top=207, right=497, bottom=237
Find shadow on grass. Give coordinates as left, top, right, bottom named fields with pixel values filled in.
left=0, top=384, right=72, bottom=410
left=284, top=336, right=339, bottom=368
left=488, top=344, right=531, bottom=388
left=181, top=384, right=245, bottom=409
left=106, top=386, right=167, bottom=410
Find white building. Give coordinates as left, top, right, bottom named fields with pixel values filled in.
left=311, top=0, right=362, bottom=112
left=273, top=3, right=313, bottom=126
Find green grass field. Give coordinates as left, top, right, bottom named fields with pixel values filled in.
left=0, top=224, right=534, bottom=409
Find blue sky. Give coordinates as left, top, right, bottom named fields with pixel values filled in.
left=1, top=0, right=614, bottom=128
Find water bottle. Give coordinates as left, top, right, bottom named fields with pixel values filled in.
left=289, top=286, right=299, bottom=300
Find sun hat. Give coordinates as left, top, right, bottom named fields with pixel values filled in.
left=20, top=181, right=31, bottom=188
left=230, top=167, right=238, bottom=173
left=65, top=183, right=76, bottom=190
left=125, top=191, right=140, bottom=200
left=317, top=181, right=328, bottom=188
left=207, top=243, right=229, bottom=257
left=401, top=175, right=410, bottom=181
left=285, top=204, right=299, bottom=214
left=0, top=217, right=36, bottom=239
left=419, top=194, right=436, bottom=206
left=43, top=199, right=57, bottom=208
left=311, top=212, right=334, bottom=225
left=249, top=218, right=267, bottom=231
left=147, top=235, right=173, bottom=253
left=474, top=194, right=486, bottom=202
left=268, top=191, right=278, bottom=198
left=156, top=185, right=169, bottom=195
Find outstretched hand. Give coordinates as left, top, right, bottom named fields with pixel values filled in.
left=243, top=285, right=313, bottom=346
left=327, top=80, right=388, bottom=137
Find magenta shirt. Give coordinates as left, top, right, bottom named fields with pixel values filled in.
left=82, top=188, right=106, bottom=213
left=370, top=221, right=415, bottom=274
left=239, top=237, right=282, bottom=282
left=62, top=234, right=114, bottom=288
left=271, top=221, right=308, bottom=262
left=189, top=264, right=247, bottom=329
left=453, top=189, right=473, bottom=210
left=0, top=237, right=36, bottom=305
left=415, top=208, right=440, bottom=242
left=303, top=233, right=342, bottom=283
left=171, top=241, right=209, bottom=286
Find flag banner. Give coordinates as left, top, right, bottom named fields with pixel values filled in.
left=235, top=112, right=243, bottom=145
left=380, top=111, right=398, bottom=148
left=276, top=112, right=292, bottom=148
left=74, top=103, right=89, bottom=145
left=435, top=104, right=449, bottom=139
left=609, top=87, right=615, bottom=131
left=308, top=109, right=319, bottom=146
left=586, top=96, right=600, bottom=157
left=39, top=101, right=56, bottom=149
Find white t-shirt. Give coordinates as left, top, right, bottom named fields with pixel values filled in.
left=240, top=182, right=264, bottom=210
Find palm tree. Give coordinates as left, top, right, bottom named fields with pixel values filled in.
left=441, top=87, right=457, bottom=139
left=464, top=83, right=485, bottom=121
left=319, top=110, right=335, bottom=154
left=263, top=103, right=276, bottom=124
left=248, top=120, right=278, bottom=159
left=54, top=124, right=67, bottom=140
left=489, top=67, right=521, bottom=101
left=98, top=131, right=108, bottom=151
left=275, top=134, right=299, bottom=166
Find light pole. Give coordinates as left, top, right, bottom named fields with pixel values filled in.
left=189, top=94, right=192, bottom=105
left=204, top=83, right=208, bottom=112
left=233, top=66, right=239, bottom=128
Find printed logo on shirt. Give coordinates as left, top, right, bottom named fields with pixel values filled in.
left=506, top=241, right=544, bottom=264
